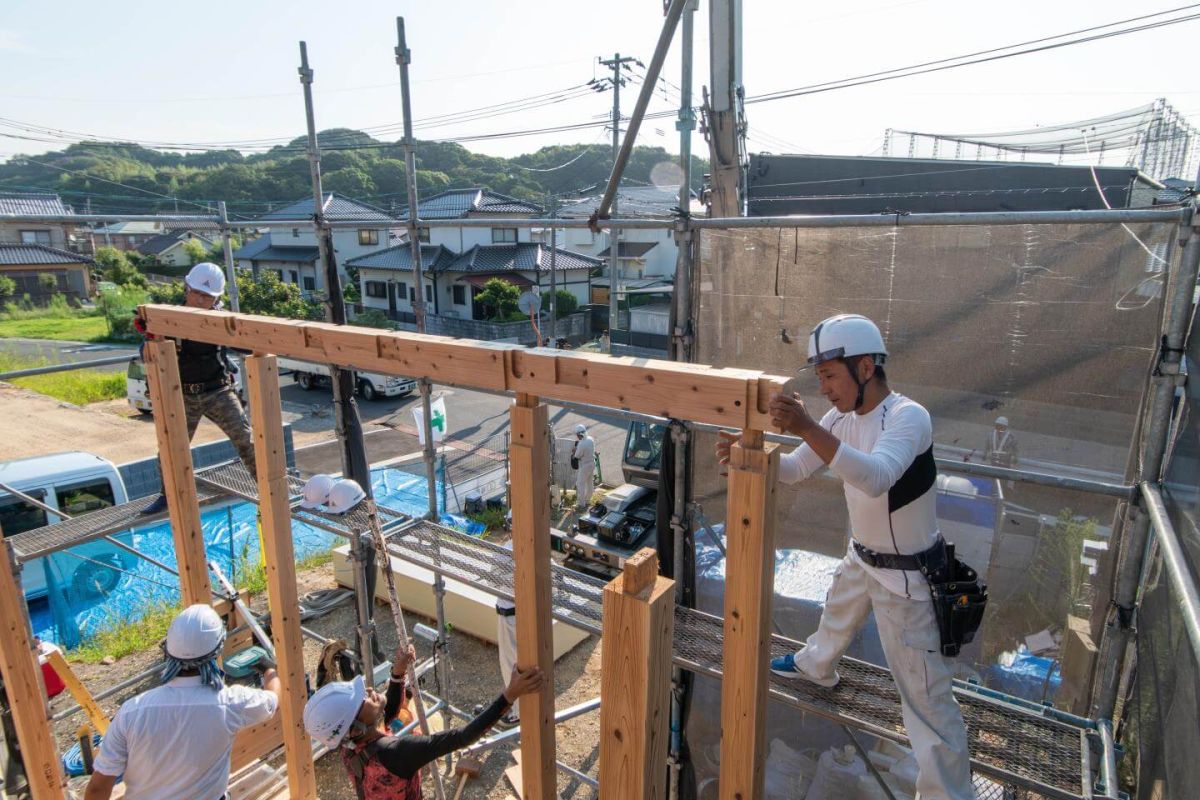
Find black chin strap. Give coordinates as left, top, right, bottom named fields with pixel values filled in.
left=842, top=357, right=869, bottom=410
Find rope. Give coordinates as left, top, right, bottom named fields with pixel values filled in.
left=62, top=734, right=103, bottom=776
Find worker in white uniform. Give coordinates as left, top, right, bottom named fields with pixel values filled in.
left=983, top=416, right=1018, bottom=469
left=571, top=423, right=596, bottom=509
left=495, top=544, right=520, bottom=726
left=717, top=314, right=975, bottom=800
left=85, top=604, right=280, bottom=800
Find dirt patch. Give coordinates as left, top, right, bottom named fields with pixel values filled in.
left=51, top=563, right=601, bottom=799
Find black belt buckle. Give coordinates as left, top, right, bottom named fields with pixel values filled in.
left=183, top=382, right=206, bottom=394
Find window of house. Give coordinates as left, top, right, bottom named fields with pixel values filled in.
left=289, top=270, right=299, bottom=284
left=491, top=228, right=518, bottom=243
left=424, top=284, right=432, bottom=302
left=365, top=281, right=387, bottom=298
left=291, top=228, right=300, bottom=238
left=272, top=269, right=284, bottom=280
left=303, top=276, right=316, bottom=291
left=452, top=285, right=466, bottom=305
left=358, top=229, right=379, bottom=246
left=409, top=286, right=415, bottom=302
left=417, top=228, right=430, bottom=243
left=20, top=230, right=51, bottom=245
left=396, top=281, right=407, bottom=299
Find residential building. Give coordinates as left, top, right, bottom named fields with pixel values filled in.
left=136, top=230, right=217, bottom=267
left=745, top=154, right=1164, bottom=216
left=0, top=244, right=94, bottom=304
left=232, top=194, right=395, bottom=295
left=90, top=221, right=163, bottom=252
left=554, top=185, right=687, bottom=282
left=0, top=194, right=84, bottom=253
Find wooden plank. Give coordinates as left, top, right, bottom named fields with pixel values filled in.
left=46, top=650, right=109, bottom=736
left=0, top=538, right=65, bottom=799
left=231, top=714, right=283, bottom=773
left=598, top=549, right=674, bottom=800
left=719, top=433, right=779, bottom=800
left=245, top=355, right=317, bottom=800
left=508, top=393, right=556, bottom=800
left=144, top=338, right=211, bottom=605
left=139, top=306, right=789, bottom=429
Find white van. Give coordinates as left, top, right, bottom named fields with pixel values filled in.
left=278, top=357, right=416, bottom=401
left=0, top=452, right=134, bottom=600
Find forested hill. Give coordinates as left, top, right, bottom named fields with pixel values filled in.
left=0, top=130, right=707, bottom=217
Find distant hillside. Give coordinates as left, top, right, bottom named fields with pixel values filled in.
left=0, top=130, right=707, bottom=218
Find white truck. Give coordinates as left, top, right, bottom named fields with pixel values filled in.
left=125, top=357, right=245, bottom=415
left=277, top=357, right=416, bottom=401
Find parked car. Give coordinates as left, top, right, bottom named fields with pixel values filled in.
left=126, top=357, right=245, bottom=415
left=0, top=452, right=135, bottom=600
left=277, top=357, right=416, bottom=401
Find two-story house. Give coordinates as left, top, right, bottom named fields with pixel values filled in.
left=137, top=230, right=218, bottom=267
left=349, top=188, right=599, bottom=322
left=91, top=220, right=163, bottom=252
left=0, top=194, right=85, bottom=253
left=233, top=194, right=395, bottom=295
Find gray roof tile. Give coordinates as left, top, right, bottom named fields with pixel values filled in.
left=346, top=243, right=456, bottom=272
left=249, top=245, right=320, bottom=263
left=401, top=188, right=541, bottom=220
left=439, top=243, right=599, bottom=274
left=0, top=193, right=71, bottom=216
left=232, top=234, right=273, bottom=260
left=0, top=244, right=93, bottom=266
left=255, top=194, right=395, bottom=223
left=136, top=230, right=214, bottom=256
left=596, top=241, right=658, bottom=258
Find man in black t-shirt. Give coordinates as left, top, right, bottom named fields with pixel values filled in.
left=141, top=263, right=255, bottom=515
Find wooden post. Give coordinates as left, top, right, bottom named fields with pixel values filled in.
left=245, top=355, right=317, bottom=800
left=598, top=549, right=675, bottom=800
left=0, top=537, right=65, bottom=799
left=144, top=338, right=211, bottom=605
left=719, top=430, right=778, bottom=800
left=508, top=392, right=556, bottom=800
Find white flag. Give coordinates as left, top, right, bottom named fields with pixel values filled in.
left=413, top=396, right=448, bottom=445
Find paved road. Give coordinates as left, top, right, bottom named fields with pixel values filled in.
left=0, top=338, right=137, bottom=373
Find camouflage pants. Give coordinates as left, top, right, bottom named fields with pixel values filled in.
left=183, top=384, right=257, bottom=475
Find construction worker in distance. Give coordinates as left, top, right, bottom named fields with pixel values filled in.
left=304, top=642, right=545, bottom=799
left=716, top=314, right=975, bottom=800
left=84, top=604, right=280, bottom=800
left=571, top=423, right=596, bottom=509
left=138, top=262, right=256, bottom=515
left=984, top=415, right=1018, bottom=469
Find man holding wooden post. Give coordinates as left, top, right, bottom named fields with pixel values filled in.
left=717, top=314, right=979, bottom=800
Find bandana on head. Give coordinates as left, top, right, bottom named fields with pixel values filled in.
left=160, top=630, right=228, bottom=690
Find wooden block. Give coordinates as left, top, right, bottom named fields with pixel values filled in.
left=0, top=538, right=65, bottom=799
left=719, top=434, right=779, bottom=800
left=231, top=715, right=284, bottom=772
left=599, top=549, right=674, bottom=800
left=508, top=395, right=556, bottom=800
left=47, top=650, right=109, bottom=735
left=144, top=339, right=212, bottom=605
left=1058, top=615, right=1099, bottom=716
left=246, top=355, right=316, bottom=800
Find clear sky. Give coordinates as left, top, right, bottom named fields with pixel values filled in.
left=2, top=0, right=1198, bottom=168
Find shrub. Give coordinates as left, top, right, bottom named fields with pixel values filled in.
left=97, top=284, right=149, bottom=338
left=542, top=289, right=577, bottom=316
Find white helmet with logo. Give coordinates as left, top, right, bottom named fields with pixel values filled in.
left=185, top=262, right=226, bottom=298
left=303, top=675, right=366, bottom=749
left=326, top=479, right=366, bottom=515
left=806, top=314, right=887, bottom=368
left=300, top=474, right=336, bottom=509
left=574, top=424, right=587, bottom=436
left=164, top=604, right=226, bottom=660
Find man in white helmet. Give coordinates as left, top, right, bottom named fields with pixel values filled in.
left=139, top=263, right=256, bottom=516
left=571, top=423, right=596, bottom=509
left=84, top=604, right=280, bottom=800
left=983, top=415, right=1018, bottom=469
left=304, top=642, right=543, bottom=799
left=716, top=313, right=975, bottom=800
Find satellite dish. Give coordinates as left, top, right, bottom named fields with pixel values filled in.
left=517, top=291, right=541, bottom=317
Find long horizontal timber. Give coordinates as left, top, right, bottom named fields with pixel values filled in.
left=138, top=305, right=788, bottom=430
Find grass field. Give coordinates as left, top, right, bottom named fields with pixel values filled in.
left=0, top=352, right=127, bottom=405
left=0, top=314, right=112, bottom=342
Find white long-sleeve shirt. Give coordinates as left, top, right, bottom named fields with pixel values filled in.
left=778, top=392, right=940, bottom=598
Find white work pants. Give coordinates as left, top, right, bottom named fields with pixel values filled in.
left=497, top=612, right=519, bottom=717
left=794, top=553, right=976, bottom=800
left=575, top=465, right=594, bottom=508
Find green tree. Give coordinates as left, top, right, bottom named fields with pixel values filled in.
left=474, top=278, right=520, bottom=321
left=236, top=271, right=322, bottom=320
left=353, top=308, right=392, bottom=329
left=38, top=273, right=58, bottom=293
left=93, top=246, right=148, bottom=289
left=182, top=238, right=208, bottom=265
left=542, top=289, right=577, bottom=316
left=0, top=275, right=15, bottom=303
left=97, top=285, right=149, bottom=338
left=148, top=281, right=185, bottom=305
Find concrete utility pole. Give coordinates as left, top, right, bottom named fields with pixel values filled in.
left=299, top=40, right=380, bottom=683
left=708, top=0, right=743, bottom=217
left=669, top=0, right=697, bottom=364
left=218, top=201, right=239, bottom=313
left=548, top=192, right=558, bottom=341
left=395, top=17, right=427, bottom=335
left=600, top=53, right=636, bottom=351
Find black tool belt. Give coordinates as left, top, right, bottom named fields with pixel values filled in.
left=852, top=537, right=946, bottom=571
left=182, top=377, right=231, bottom=395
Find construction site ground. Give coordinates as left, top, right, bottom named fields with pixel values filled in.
left=54, top=562, right=601, bottom=800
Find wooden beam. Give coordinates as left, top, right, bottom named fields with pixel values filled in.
left=0, top=538, right=65, bottom=799
left=143, top=338, right=211, bottom=605
left=244, top=355, right=317, bottom=800
left=719, top=431, right=778, bottom=800
left=508, top=393, right=556, bottom=800
left=598, top=549, right=674, bottom=800
left=46, top=649, right=109, bottom=735
left=139, top=306, right=788, bottom=430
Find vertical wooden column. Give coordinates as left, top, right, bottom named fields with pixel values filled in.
left=598, top=549, right=675, bottom=800
left=0, top=536, right=65, bottom=799
left=508, top=392, right=556, bottom=799
left=245, top=355, right=317, bottom=800
left=719, top=430, right=778, bottom=800
left=144, top=338, right=211, bottom=605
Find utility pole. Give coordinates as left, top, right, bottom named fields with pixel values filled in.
left=548, top=192, right=558, bottom=342
left=298, top=41, right=380, bottom=683
left=600, top=53, right=636, bottom=351
left=708, top=0, right=743, bottom=217
left=670, top=1, right=697, bottom=364
left=218, top=201, right=239, bottom=313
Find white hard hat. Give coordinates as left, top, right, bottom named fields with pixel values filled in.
left=326, top=479, right=366, bottom=515
left=303, top=675, right=366, bottom=749
left=300, top=473, right=336, bottom=509
left=995, top=416, right=1009, bottom=427
left=164, top=604, right=226, bottom=661
left=574, top=424, right=587, bottom=436
left=185, top=262, right=226, bottom=297
left=806, top=314, right=887, bottom=368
